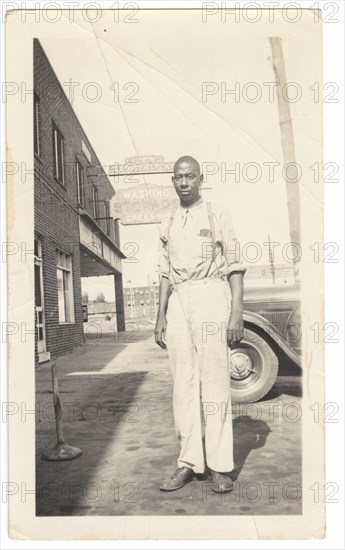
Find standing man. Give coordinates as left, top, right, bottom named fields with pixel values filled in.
left=154, top=155, right=246, bottom=493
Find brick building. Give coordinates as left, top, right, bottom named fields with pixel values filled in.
left=124, top=285, right=159, bottom=319
left=82, top=284, right=159, bottom=321
left=34, top=39, right=125, bottom=364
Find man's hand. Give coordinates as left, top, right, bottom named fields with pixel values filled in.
left=154, top=314, right=167, bottom=349
left=227, top=310, right=244, bottom=348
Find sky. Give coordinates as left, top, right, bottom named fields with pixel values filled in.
left=11, top=8, right=322, bottom=300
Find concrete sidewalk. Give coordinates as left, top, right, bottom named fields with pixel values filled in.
left=36, top=322, right=302, bottom=516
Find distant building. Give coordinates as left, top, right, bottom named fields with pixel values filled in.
left=124, top=285, right=159, bottom=319
left=245, top=264, right=295, bottom=282
left=82, top=263, right=295, bottom=326
left=121, top=265, right=294, bottom=320
left=34, top=39, right=126, bottom=364
left=85, top=301, right=117, bottom=317
left=83, top=284, right=159, bottom=321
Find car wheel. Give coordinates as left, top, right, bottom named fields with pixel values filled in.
left=229, top=327, right=279, bottom=404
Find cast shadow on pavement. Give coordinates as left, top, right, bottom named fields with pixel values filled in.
left=231, top=415, right=271, bottom=481
left=36, top=370, right=148, bottom=516
left=199, top=415, right=271, bottom=482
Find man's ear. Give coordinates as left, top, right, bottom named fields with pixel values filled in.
left=199, top=174, right=204, bottom=186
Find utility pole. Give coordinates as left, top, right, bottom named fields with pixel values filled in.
left=270, top=37, right=301, bottom=282
left=268, top=234, right=276, bottom=285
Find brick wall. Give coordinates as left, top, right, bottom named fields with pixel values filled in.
left=34, top=39, right=116, bottom=362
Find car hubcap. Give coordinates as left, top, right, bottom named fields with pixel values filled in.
left=230, top=351, right=256, bottom=380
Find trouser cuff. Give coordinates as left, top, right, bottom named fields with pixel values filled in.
left=178, top=458, right=205, bottom=474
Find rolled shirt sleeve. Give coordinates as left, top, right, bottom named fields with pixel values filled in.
left=219, top=210, right=246, bottom=277
left=157, top=236, right=170, bottom=280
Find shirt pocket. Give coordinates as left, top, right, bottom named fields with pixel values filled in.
left=196, top=231, right=214, bottom=262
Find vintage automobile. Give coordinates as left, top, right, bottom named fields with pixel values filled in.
left=229, top=282, right=301, bottom=404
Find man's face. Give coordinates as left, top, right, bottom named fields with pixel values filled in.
left=172, top=161, right=203, bottom=206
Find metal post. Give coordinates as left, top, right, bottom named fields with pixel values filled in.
left=42, top=361, right=82, bottom=461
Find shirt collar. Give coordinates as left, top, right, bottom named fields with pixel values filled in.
left=178, top=197, right=203, bottom=215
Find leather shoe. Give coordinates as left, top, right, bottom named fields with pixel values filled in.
left=209, top=469, right=234, bottom=493
left=160, top=466, right=195, bottom=491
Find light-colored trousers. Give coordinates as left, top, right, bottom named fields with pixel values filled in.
left=166, top=277, right=234, bottom=474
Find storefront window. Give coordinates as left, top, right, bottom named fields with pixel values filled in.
left=56, top=250, right=75, bottom=323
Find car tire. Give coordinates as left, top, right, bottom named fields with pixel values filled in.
left=229, top=327, right=279, bottom=404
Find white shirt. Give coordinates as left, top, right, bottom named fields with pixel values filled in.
left=158, top=198, right=246, bottom=286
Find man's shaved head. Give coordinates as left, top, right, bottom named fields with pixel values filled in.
left=172, top=155, right=203, bottom=207
left=174, top=156, right=201, bottom=176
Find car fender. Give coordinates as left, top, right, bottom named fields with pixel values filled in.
left=243, top=310, right=301, bottom=367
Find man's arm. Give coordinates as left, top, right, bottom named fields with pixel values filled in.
left=154, top=276, right=172, bottom=349
left=218, top=209, right=245, bottom=347
left=227, top=271, right=244, bottom=347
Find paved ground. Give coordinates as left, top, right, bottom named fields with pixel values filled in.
left=36, top=320, right=302, bottom=516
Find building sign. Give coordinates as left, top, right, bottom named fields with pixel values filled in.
left=114, top=183, right=179, bottom=225
left=109, top=155, right=174, bottom=176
